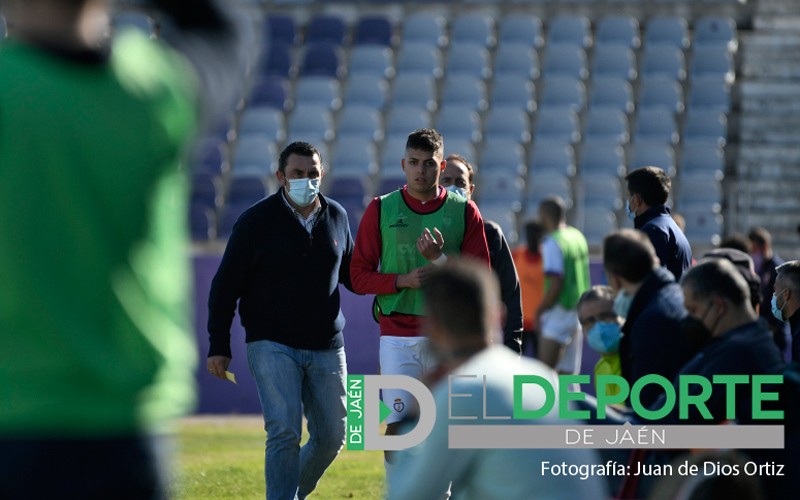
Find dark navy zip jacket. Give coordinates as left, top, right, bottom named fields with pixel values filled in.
left=207, top=190, right=354, bottom=357
left=634, top=205, right=692, bottom=281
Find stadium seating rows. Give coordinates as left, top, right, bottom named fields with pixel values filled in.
left=165, top=7, right=737, bottom=248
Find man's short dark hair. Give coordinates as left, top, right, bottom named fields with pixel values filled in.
left=681, top=258, right=750, bottom=308
left=625, top=166, right=670, bottom=206
left=445, top=153, right=474, bottom=183
left=538, top=196, right=566, bottom=224
left=423, top=259, right=499, bottom=340
left=701, top=248, right=760, bottom=309
left=278, top=141, right=321, bottom=173
left=603, top=229, right=658, bottom=283
left=748, top=226, right=772, bottom=248
left=776, top=260, right=800, bottom=295
left=524, top=219, right=546, bottom=252
left=406, top=128, right=444, bottom=157
left=719, top=233, right=750, bottom=254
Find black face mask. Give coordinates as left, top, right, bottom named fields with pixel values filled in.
left=680, top=302, right=715, bottom=351
left=680, top=316, right=713, bottom=351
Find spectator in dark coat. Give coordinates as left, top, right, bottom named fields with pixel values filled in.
left=603, top=229, right=693, bottom=408
left=624, top=167, right=692, bottom=281
left=440, top=153, right=523, bottom=353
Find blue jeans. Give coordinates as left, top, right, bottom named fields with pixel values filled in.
left=247, top=340, right=347, bottom=500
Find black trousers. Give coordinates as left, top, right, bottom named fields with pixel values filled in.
left=0, top=434, right=169, bottom=500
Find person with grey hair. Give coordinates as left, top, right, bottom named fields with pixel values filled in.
left=387, top=259, right=607, bottom=500
left=773, top=260, right=800, bottom=362
left=603, top=229, right=692, bottom=407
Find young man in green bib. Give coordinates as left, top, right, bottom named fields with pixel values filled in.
left=351, top=128, right=490, bottom=474
left=534, top=196, right=591, bottom=375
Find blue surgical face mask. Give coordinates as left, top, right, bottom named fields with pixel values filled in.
left=587, top=321, right=622, bottom=354
left=771, top=289, right=787, bottom=322
left=446, top=184, right=468, bottom=200
left=286, top=178, right=320, bottom=207
left=613, top=290, right=634, bottom=319
left=626, top=199, right=636, bottom=221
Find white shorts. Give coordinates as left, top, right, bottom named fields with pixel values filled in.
left=379, top=336, right=437, bottom=425
left=540, top=305, right=583, bottom=374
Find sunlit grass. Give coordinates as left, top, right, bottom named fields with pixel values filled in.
left=173, top=416, right=385, bottom=499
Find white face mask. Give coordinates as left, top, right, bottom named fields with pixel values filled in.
left=445, top=184, right=468, bottom=200
left=286, top=178, right=320, bottom=207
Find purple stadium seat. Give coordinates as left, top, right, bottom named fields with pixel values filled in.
left=248, top=76, right=291, bottom=110
left=264, top=14, right=297, bottom=46
left=354, top=15, right=394, bottom=46
left=306, top=14, right=346, bottom=46
left=300, top=43, right=344, bottom=78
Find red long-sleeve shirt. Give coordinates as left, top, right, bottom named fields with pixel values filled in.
left=351, top=186, right=491, bottom=337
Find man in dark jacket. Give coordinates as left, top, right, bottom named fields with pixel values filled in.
left=207, top=142, right=354, bottom=499
left=603, top=229, right=693, bottom=408
left=647, top=258, right=791, bottom=499
left=440, top=153, right=524, bottom=353
left=656, top=258, right=785, bottom=425
left=625, top=167, right=692, bottom=281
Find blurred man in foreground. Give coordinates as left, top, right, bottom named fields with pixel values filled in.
left=388, top=259, right=607, bottom=500
left=0, top=0, right=242, bottom=497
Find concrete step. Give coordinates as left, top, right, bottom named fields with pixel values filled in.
left=738, top=145, right=800, bottom=163
left=737, top=145, right=800, bottom=178
left=739, top=81, right=800, bottom=113
left=747, top=199, right=800, bottom=212
left=736, top=162, right=800, bottom=180
left=757, top=0, right=800, bottom=11
left=754, top=16, right=800, bottom=31
left=742, top=32, right=800, bottom=50
left=730, top=181, right=800, bottom=198
left=741, top=33, right=800, bottom=78
left=738, top=213, right=798, bottom=229
left=738, top=114, right=800, bottom=143
left=742, top=60, right=800, bottom=79
left=739, top=114, right=800, bottom=129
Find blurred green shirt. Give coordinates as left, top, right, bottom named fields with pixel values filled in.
left=0, top=31, right=198, bottom=437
